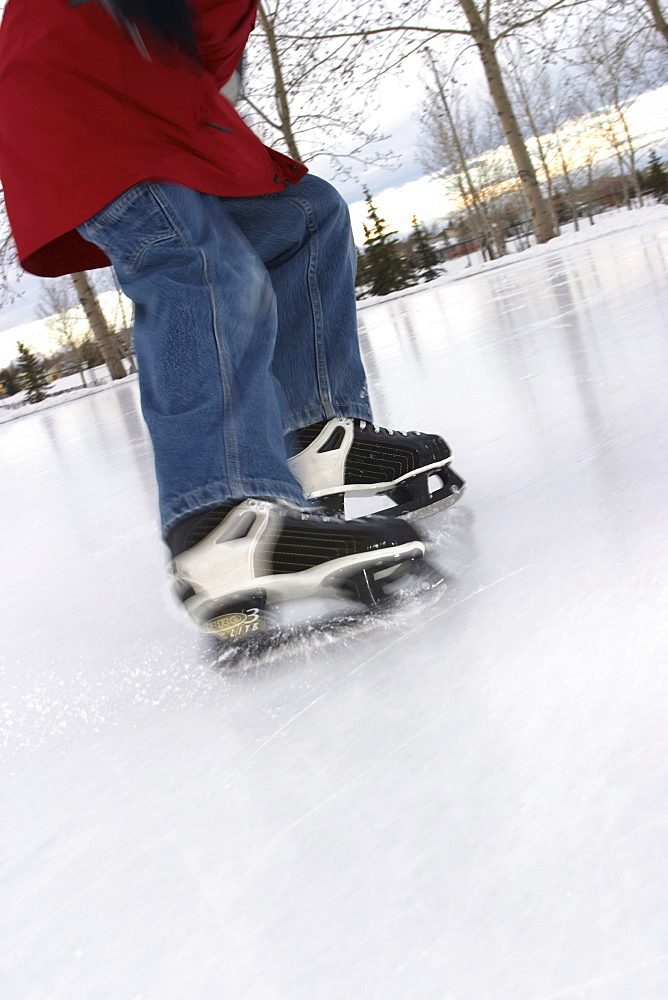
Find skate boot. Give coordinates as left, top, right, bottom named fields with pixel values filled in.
left=168, top=498, right=437, bottom=639
left=287, top=418, right=465, bottom=520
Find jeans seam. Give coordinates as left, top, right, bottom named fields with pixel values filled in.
left=199, top=244, right=242, bottom=488
left=90, top=183, right=148, bottom=225
left=293, top=196, right=333, bottom=413
left=148, top=185, right=241, bottom=491
left=78, top=185, right=177, bottom=271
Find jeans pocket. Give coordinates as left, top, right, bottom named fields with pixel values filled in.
left=77, top=183, right=180, bottom=270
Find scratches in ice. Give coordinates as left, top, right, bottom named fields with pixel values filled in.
left=525, top=953, right=668, bottom=1000
left=350, top=564, right=529, bottom=676
left=220, top=565, right=528, bottom=802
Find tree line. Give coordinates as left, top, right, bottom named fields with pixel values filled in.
left=242, top=1, right=667, bottom=236
left=355, top=150, right=668, bottom=296
left=0, top=274, right=135, bottom=401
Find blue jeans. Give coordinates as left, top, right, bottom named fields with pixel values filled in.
left=76, top=175, right=372, bottom=534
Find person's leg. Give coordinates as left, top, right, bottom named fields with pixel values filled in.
left=77, top=181, right=305, bottom=535
left=219, top=174, right=465, bottom=520
left=76, top=179, right=433, bottom=638
left=220, top=174, right=373, bottom=432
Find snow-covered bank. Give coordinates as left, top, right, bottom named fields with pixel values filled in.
left=357, top=201, right=668, bottom=310
left=0, top=368, right=138, bottom=424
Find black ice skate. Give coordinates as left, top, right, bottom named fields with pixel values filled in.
left=288, top=418, right=465, bottom=520
left=168, top=498, right=437, bottom=640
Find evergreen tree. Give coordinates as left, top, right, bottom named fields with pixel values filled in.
left=645, top=150, right=668, bottom=199
left=410, top=216, right=441, bottom=282
left=0, top=364, right=21, bottom=397
left=16, top=341, right=50, bottom=403
left=360, top=188, right=414, bottom=297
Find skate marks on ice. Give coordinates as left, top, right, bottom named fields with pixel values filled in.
left=206, top=561, right=531, bottom=908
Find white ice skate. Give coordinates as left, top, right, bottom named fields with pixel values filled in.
left=169, top=498, right=435, bottom=640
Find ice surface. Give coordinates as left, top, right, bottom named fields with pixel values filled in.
left=2, top=208, right=668, bottom=1000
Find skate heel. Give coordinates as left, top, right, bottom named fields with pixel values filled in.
left=385, top=466, right=465, bottom=520
left=340, top=549, right=435, bottom=607
left=200, top=590, right=274, bottom=640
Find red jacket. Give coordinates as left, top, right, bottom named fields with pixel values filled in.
left=0, top=0, right=307, bottom=276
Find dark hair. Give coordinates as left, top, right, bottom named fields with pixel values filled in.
left=99, top=0, right=201, bottom=63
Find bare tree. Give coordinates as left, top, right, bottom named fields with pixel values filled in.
left=502, top=38, right=565, bottom=233
left=453, top=0, right=558, bottom=241
left=605, top=0, right=668, bottom=48
left=422, top=52, right=507, bottom=256
left=279, top=1, right=600, bottom=242
left=0, top=187, right=22, bottom=308
left=70, top=271, right=127, bottom=381
left=243, top=0, right=400, bottom=173
left=643, top=0, right=668, bottom=45
left=576, top=14, right=655, bottom=209
left=36, top=280, right=92, bottom=387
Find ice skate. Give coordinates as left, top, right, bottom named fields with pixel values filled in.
left=168, top=498, right=439, bottom=642
left=287, top=418, right=465, bottom=521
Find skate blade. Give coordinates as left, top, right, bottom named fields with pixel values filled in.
left=209, top=560, right=447, bottom=670
left=211, top=606, right=376, bottom=670
left=333, top=467, right=465, bottom=522
left=400, top=483, right=466, bottom=521
left=365, top=481, right=465, bottom=521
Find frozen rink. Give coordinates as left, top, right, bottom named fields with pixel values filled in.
left=2, top=208, right=668, bottom=999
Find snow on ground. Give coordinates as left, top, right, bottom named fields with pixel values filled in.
left=0, top=367, right=138, bottom=425
left=2, top=207, right=668, bottom=1000
left=357, top=201, right=668, bottom=309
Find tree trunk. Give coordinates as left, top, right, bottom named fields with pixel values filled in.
left=619, top=112, right=644, bottom=207
left=585, top=159, right=596, bottom=225
left=70, top=272, right=126, bottom=381
left=426, top=50, right=504, bottom=257
left=257, top=1, right=302, bottom=161
left=457, top=0, right=557, bottom=244
left=64, top=330, right=89, bottom=388
left=556, top=145, right=579, bottom=232
left=645, top=0, right=668, bottom=45
left=506, top=59, right=560, bottom=235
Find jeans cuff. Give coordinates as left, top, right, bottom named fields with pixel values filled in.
left=283, top=402, right=373, bottom=434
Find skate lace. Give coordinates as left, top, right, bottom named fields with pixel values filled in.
left=270, top=497, right=345, bottom=523
left=357, top=420, right=412, bottom=437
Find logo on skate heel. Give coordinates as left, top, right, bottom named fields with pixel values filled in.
left=205, top=607, right=264, bottom=639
